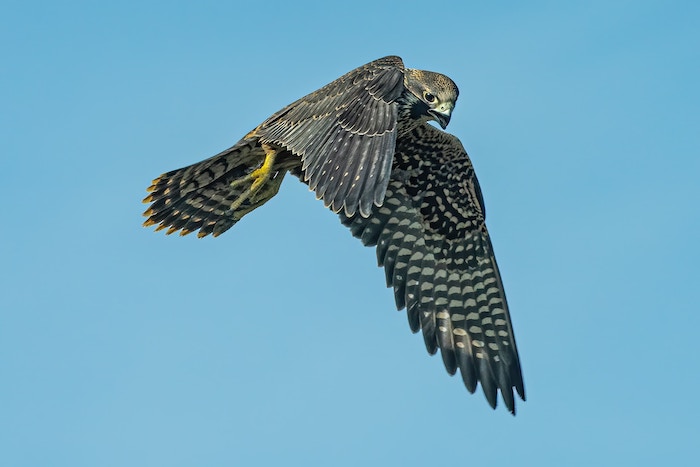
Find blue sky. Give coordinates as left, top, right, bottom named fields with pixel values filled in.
left=2, top=1, right=699, bottom=465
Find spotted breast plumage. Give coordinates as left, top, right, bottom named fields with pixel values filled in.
left=143, top=56, right=526, bottom=414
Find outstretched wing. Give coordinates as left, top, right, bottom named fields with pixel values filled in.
left=340, top=123, right=525, bottom=414
left=257, top=55, right=405, bottom=217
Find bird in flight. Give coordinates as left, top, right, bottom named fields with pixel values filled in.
left=143, top=56, right=525, bottom=414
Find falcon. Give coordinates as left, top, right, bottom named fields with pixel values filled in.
left=143, top=56, right=526, bottom=414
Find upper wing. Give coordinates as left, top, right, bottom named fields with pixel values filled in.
left=340, top=123, right=525, bottom=413
left=257, top=56, right=405, bottom=217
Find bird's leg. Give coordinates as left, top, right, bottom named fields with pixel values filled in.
left=227, top=143, right=278, bottom=213
left=249, top=143, right=278, bottom=192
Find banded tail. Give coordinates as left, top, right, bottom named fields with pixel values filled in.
left=142, top=137, right=296, bottom=237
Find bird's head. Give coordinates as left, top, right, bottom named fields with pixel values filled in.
left=404, top=68, right=459, bottom=129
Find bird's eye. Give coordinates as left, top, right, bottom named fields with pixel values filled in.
left=423, top=91, right=436, bottom=103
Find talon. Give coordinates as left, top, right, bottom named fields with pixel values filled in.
left=249, top=147, right=276, bottom=189
left=228, top=144, right=278, bottom=212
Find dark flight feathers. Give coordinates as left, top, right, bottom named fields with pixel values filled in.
left=341, top=123, right=525, bottom=413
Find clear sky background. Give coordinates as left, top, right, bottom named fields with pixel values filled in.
left=2, top=1, right=699, bottom=466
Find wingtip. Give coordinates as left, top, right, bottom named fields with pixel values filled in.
left=515, top=378, right=527, bottom=401
left=485, top=393, right=498, bottom=411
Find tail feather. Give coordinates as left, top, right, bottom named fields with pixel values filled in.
left=143, top=138, right=287, bottom=237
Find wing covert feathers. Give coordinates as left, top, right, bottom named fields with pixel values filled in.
left=258, top=56, right=405, bottom=217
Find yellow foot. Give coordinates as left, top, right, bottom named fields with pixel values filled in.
left=228, top=143, right=277, bottom=212
left=249, top=144, right=277, bottom=192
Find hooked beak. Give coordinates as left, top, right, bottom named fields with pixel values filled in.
left=428, top=108, right=452, bottom=129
